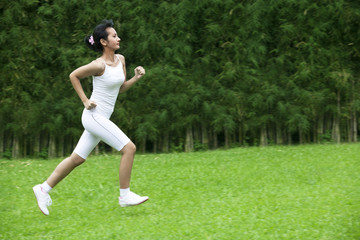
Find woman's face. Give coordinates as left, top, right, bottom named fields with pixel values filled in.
left=105, top=27, right=120, bottom=50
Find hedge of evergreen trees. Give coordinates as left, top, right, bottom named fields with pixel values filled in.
left=1, top=0, right=360, bottom=158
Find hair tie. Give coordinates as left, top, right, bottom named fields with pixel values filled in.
left=89, top=36, right=95, bottom=45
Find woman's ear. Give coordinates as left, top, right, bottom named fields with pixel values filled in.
left=100, top=38, right=107, bottom=47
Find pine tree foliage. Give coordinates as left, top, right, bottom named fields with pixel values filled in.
left=0, top=0, right=359, bottom=157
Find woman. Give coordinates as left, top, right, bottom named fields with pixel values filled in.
left=33, top=20, right=148, bottom=216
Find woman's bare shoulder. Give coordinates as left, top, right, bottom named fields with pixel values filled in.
left=89, top=58, right=106, bottom=76
left=116, top=54, right=125, bottom=63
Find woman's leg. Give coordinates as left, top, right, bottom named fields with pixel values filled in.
left=46, top=152, right=85, bottom=188
left=82, top=113, right=134, bottom=188
left=33, top=128, right=99, bottom=215
left=45, top=129, right=100, bottom=188
left=118, top=141, right=148, bottom=207
left=81, top=112, right=148, bottom=206
left=33, top=153, right=85, bottom=216
left=119, top=141, right=136, bottom=189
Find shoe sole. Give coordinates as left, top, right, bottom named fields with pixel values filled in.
left=33, top=186, right=49, bottom=216
left=120, top=198, right=149, bottom=207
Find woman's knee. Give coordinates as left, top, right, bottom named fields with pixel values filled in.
left=70, top=152, right=86, bottom=166
left=122, top=141, right=136, bottom=154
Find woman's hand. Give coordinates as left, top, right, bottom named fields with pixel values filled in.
left=134, top=66, right=145, bottom=79
left=83, top=99, right=97, bottom=110
left=120, top=65, right=146, bottom=93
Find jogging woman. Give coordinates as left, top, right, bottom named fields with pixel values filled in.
left=33, top=20, right=148, bottom=216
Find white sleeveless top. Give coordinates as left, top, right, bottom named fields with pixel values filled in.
left=89, top=55, right=125, bottom=118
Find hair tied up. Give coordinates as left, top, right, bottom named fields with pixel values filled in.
left=84, top=19, right=114, bottom=53
left=89, top=36, right=95, bottom=45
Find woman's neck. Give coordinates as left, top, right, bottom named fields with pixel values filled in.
left=102, top=50, right=117, bottom=65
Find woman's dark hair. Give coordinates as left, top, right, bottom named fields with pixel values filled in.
left=84, top=19, right=114, bottom=52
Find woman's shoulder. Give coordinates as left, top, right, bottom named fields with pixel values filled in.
left=92, top=58, right=106, bottom=69
left=93, top=57, right=106, bottom=66
left=90, top=58, right=106, bottom=76
left=116, top=54, right=125, bottom=66
left=116, top=54, right=125, bottom=63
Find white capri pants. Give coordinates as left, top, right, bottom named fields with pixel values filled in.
left=74, top=109, right=130, bottom=159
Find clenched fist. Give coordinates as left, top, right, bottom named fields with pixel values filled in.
left=84, top=99, right=97, bottom=110
left=134, top=66, right=145, bottom=79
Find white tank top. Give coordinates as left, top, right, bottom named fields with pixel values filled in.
left=89, top=55, right=125, bottom=118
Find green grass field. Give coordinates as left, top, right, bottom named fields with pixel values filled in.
left=1, top=144, right=360, bottom=240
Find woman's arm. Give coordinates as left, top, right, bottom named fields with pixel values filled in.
left=119, top=55, right=145, bottom=93
left=69, top=59, right=104, bottom=109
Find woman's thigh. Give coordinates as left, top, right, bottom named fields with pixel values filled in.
left=82, top=113, right=130, bottom=151
left=73, top=130, right=101, bottom=159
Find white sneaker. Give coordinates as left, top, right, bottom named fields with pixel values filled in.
left=33, top=184, right=52, bottom=216
left=119, top=192, right=148, bottom=207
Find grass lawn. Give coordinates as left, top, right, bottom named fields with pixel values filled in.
left=1, top=143, right=360, bottom=239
